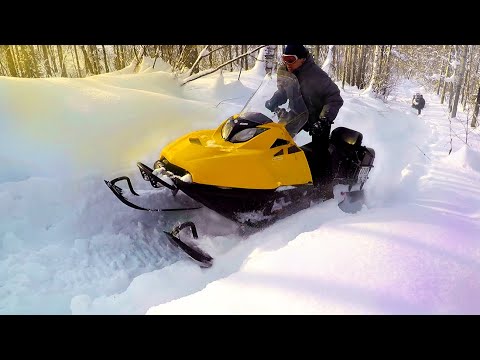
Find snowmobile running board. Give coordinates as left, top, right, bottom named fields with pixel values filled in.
left=104, top=177, right=201, bottom=212
left=164, top=221, right=213, bottom=268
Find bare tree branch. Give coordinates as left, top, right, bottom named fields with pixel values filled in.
left=185, top=45, right=210, bottom=77
left=181, top=45, right=230, bottom=77
left=180, top=45, right=267, bottom=86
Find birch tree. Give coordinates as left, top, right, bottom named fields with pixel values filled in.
left=471, top=85, right=480, bottom=127
left=450, top=45, right=467, bottom=118
left=368, top=45, right=382, bottom=93
left=441, top=46, right=454, bottom=104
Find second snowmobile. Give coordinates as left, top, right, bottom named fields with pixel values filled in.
left=104, top=70, right=375, bottom=268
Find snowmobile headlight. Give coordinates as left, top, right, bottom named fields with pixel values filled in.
left=222, top=119, right=235, bottom=140
left=230, top=128, right=266, bottom=143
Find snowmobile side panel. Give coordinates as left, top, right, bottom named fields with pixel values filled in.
left=174, top=179, right=316, bottom=225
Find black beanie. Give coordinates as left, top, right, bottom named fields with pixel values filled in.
left=284, top=44, right=309, bottom=59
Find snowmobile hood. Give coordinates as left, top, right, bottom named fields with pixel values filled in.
left=159, top=115, right=312, bottom=189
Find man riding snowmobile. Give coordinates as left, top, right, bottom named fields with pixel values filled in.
left=103, top=66, right=375, bottom=268
left=265, top=44, right=344, bottom=199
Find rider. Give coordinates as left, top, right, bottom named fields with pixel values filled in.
left=412, top=93, right=425, bottom=115
left=265, top=44, right=344, bottom=196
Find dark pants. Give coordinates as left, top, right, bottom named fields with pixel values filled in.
left=311, top=126, right=332, bottom=187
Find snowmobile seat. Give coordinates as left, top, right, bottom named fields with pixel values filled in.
left=330, top=127, right=363, bottom=153
left=329, top=127, right=366, bottom=184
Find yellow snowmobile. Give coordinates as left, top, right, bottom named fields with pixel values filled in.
left=104, top=70, right=375, bottom=267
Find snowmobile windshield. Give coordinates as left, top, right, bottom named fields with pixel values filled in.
left=240, top=67, right=309, bottom=138
left=221, top=113, right=269, bottom=143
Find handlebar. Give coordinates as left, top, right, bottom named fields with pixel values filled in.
left=273, top=107, right=287, bottom=119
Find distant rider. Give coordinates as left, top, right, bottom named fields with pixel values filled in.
left=412, top=93, right=425, bottom=115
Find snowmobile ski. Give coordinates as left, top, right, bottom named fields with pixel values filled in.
left=163, top=221, right=213, bottom=268
left=104, top=177, right=201, bottom=212
left=136, top=162, right=178, bottom=194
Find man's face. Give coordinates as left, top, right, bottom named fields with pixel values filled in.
left=282, top=54, right=306, bottom=72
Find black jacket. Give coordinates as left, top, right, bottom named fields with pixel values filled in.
left=269, top=54, right=344, bottom=131
left=412, top=95, right=425, bottom=109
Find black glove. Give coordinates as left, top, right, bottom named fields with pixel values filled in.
left=265, top=99, right=276, bottom=112
left=309, top=117, right=331, bottom=136
left=276, top=108, right=288, bottom=119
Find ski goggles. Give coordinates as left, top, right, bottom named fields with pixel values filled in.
left=282, top=54, right=299, bottom=64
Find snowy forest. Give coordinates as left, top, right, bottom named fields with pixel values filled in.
left=1, top=45, right=478, bottom=127
left=2, top=44, right=480, bottom=314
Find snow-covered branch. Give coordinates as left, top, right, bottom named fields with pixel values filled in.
left=180, top=45, right=267, bottom=86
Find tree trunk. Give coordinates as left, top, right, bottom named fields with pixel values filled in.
left=377, top=45, right=385, bottom=81
left=380, top=45, right=393, bottom=95
left=441, top=46, right=454, bottom=104
left=88, top=46, right=99, bottom=74
left=436, top=45, right=446, bottom=95
left=74, top=45, right=82, bottom=77
left=383, top=45, right=392, bottom=72
left=20, top=46, right=32, bottom=77
left=28, top=45, right=39, bottom=77
left=0, top=57, right=7, bottom=76
left=102, top=45, right=110, bottom=73
left=243, top=45, right=249, bottom=70
left=80, top=45, right=94, bottom=75
left=41, top=45, right=52, bottom=77
left=337, top=46, right=343, bottom=79
left=355, top=45, right=365, bottom=89
left=57, top=45, right=67, bottom=77
left=359, top=45, right=369, bottom=89
left=461, top=45, right=472, bottom=109
left=450, top=45, right=467, bottom=118
left=461, top=62, right=470, bottom=109
left=349, top=45, right=357, bottom=87
left=14, top=46, right=25, bottom=77
left=93, top=45, right=101, bottom=73
left=346, top=45, right=352, bottom=85
left=113, top=45, right=121, bottom=70
left=448, top=82, right=454, bottom=112
left=341, top=46, right=349, bottom=89
left=48, top=46, right=58, bottom=74
left=330, top=45, right=337, bottom=80
left=120, top=45, right=126, bottom=68
left=5, top=46, right=18, bottom=77
left=471, top=85, right=480, bottom=127
left=369, top=45, right=382, bottom=92
left=264, top=45, right=276, bottom=75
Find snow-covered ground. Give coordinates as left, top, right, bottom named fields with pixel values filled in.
left=1, top=52, right=479, bottom=314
